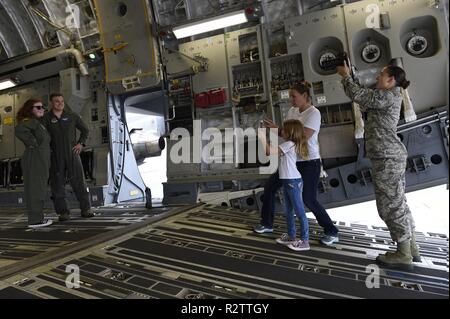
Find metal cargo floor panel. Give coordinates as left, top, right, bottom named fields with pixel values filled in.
left=0, top=206, right=174, bottom=267
left=0, top=204, right=448, bottom=299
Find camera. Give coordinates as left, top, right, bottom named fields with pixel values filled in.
left=319, top=52, right=350, bottom=71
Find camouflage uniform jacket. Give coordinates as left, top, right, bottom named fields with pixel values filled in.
left=342, top=75, right=407, bottom=159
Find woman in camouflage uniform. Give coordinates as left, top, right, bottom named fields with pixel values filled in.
left=15, top=99, right=52, bottom=228
left=337, top=63, right=420, bottom=270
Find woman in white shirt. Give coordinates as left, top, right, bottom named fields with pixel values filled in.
left=254, top=81, right=339, bottom=246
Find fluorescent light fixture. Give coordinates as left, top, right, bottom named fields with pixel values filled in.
left=173, top=10, right=248, bottom=39
left=0, top=79, right=17, bottom=91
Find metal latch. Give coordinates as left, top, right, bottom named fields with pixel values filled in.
left=122, top=75, right=141, bottom=90
left=358, top=168, right=373, bottom=186
left=318, top=179, right=331, bottom=193
left=103, top=41, right=129, bottom=54
left=408, top=155, right=431, bottom=173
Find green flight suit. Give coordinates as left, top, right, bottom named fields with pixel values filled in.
left=41, top=110, right=91, bottom=215
left=15, top=118, right=51, bottom=224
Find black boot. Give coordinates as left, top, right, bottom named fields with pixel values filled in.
left=81, top=209, right=94, bottom=218
left=58, top=211, right=71, bottom=222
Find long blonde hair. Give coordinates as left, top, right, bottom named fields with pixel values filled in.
left=283, top=119, right=309, bottom=160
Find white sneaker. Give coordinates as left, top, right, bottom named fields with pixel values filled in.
left=28, top=219, right=53, bottom=229
left=320, top=235, right=339, bottom=246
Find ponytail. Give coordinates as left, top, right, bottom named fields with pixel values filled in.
left=399, top=79, right=410, bottom=90
left=386, top=65, right=410, bottom=89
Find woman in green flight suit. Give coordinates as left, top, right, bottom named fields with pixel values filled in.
left=15, top=99, right=53, bottom=228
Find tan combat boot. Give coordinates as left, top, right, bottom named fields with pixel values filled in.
left=410, top=233, right=422, bottom=263
left=376, top=240, right=413, bottom=271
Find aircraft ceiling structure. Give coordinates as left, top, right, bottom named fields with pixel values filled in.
left=0, top=0, right=368, bottom=63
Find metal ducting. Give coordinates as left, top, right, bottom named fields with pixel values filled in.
left=133, top=136, right=166, bottom=161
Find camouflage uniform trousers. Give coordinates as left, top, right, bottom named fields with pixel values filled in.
left=371, top=156, right=416, bottom=243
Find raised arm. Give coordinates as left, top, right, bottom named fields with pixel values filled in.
left=341, top=76, right=395, bottom=112
left=258, top=129, right=281, bottom=156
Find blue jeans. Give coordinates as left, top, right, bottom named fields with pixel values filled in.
left=260, top=159, right=339, bottom=236
left=282, top=179, right=309, bottom=241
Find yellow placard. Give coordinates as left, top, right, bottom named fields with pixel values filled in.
left=130, top=189, right=139, bottom=196
left=3, top=117, right=13, bottom=125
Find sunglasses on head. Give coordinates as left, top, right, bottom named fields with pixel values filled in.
left=33, top=105, right=44, bottom=110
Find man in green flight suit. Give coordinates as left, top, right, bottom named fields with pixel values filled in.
left=41, top=93, right=94, bottom=221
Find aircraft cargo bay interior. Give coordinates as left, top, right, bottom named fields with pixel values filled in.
left=0, top=0, right=448, bottom=300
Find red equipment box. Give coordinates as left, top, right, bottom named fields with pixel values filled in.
left=195, top=92, right=210, bottom=108
left=208, top=88, right=227, bottom=105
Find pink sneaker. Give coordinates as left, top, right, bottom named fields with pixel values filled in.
left=276, top=233, right=297, bottom=245
left=288, top=240, right=310, bottom=251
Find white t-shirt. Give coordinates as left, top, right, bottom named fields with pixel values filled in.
left=286, top=106, right=321, bottom=161
left=279, top=141, right=302, bottom=179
